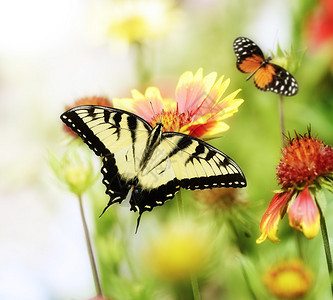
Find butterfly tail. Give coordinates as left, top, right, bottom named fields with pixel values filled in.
left=135, top=212, right=143, bottom=234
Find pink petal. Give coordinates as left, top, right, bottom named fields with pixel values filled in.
left=288, top=187, right=320, bottom=239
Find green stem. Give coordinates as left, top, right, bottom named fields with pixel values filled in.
left=239, top=259, right=258, bottom=300
left=228, top=219, right=257, bottom=300
left=278, top=94, right=286, bottom=147
left=176, top=191, right=201, bottom=300
left=190, top=275, right=201, bottom=300
left=296, top=231, right=305, bottom=260
left=78, top=195, right=103, bottom=296
left=318, top=203, right=333, bottom=296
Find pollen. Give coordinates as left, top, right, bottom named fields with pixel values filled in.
left=151, top=109, right=192, bottom=133
left=277, top=130, right=333, bottom=188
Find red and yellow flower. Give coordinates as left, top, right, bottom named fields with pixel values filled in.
left=114, top=68, right=244, bottom=137
left=257, top=129, right=333, bottom=244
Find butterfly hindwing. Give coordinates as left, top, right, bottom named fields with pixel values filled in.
left=128, top=132, right=246, bottom=215
left=258, top=63, right=299, bottom=96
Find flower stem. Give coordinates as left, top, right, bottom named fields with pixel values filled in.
left=190, top=275, right=201, bottom=300
left=296, top=231, right=305, bottom=260
left=228, top=219, right=258, bottom=300
left=318, top=203, right=333, bottom=296
left=78, top=194, right=103, bottom=296
left=278, top=95, right=286, bottom=147
left=176, top=191, right=201, bottom=300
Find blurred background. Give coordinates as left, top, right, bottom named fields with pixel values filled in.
left=0, top=0, right=332, bottom=299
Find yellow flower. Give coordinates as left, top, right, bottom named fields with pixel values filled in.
left=263, top=259, right=313, bottom=299
left=144, top=222, right=210, bottom=281
left=49, top=143, right=97, bottom=196
left=90, top=0, right=179, bottom=44
left=114, top=68, right=244, bottom=137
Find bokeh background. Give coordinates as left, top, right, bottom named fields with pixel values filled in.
left=1, top=0, right=332, bottom=299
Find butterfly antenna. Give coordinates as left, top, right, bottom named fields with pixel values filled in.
left=149, top=101, right=159, bottom=120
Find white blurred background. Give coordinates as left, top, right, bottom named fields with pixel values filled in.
left=0, top=0, right=291, bottom=299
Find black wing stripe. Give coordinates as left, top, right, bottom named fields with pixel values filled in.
left=61, top=110, right=111, bottom=157
left=104, top=109, right=111, bottom=123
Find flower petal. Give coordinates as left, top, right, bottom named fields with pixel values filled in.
left=176, top=69, right=217, bottom=114
left=256, top=191, right=292, bottom=244
left=191, top=76, right=228, bottom=119
left=288, top=187, right=320, bottom=239
left=183, top=120, right=226, bottom=137
left=130, top=87, right=164, bottom=122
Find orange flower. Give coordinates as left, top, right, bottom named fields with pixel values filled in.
left=195, top=188, right=247, bottom=211
left=257, top=129, right=333, bottom=244
left=114, top=68, right=244, bottom=137
left=263, top=259, right=313, bottom=299
left=63, top=96, right=112, bottom=137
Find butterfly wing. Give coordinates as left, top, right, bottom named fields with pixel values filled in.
left=254, top=63, right=299, bottom=96
left=61, top=106, right=247, bottom=229
left=61, top=105, right=153, bottom=208
left=130, top=132, right=247, bottom=216
left=233, top=37, right=265, bottom=73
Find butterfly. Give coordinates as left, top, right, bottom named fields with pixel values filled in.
left=233, top=37, right=298, bottom=96
left=61, top=105, right=247, bottom=231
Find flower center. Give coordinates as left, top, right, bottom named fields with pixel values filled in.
left=277, top=134, right=333, bottom=188
left=151, top=109, right=192, bottom=133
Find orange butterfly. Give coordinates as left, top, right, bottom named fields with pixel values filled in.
left=233, top=37, right=298, bottom=96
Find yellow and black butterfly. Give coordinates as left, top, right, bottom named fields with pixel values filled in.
left=233, top=37, right=298, bottom=96
left=61, top=105, right=247, bottom=230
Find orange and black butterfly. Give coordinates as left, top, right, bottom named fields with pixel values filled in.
left=233, top=37, right=298, bottom=96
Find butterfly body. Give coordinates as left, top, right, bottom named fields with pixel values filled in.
left=61, top=105, right=246, bottom=229
left=233, top=37, right=298, bottom=96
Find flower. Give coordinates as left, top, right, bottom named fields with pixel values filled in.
left=63, top=96, right=112, bottom=137
left=114, top=68, right=244, bottom=137
left=90, top=0, right=179, bottom=45
left=257, top=129, right=333, bottom=244
left=49, top=143, right=97, bottom=196
left=263, top=259, right=313, bottom=299
left=195, top=188, right=247, bottom=210
left=144, top=221, right=210, bottom=281
left=306, top=0, right=333, bottom=51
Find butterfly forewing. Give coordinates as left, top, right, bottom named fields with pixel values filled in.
left=162, top=133, right=246, bottom=189
left=233, top=37, right=265, bottom=73
left=61, top=106, right=152, bottom=157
